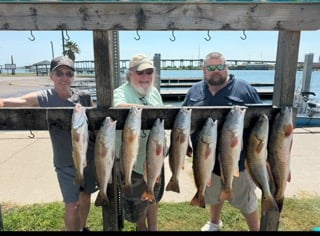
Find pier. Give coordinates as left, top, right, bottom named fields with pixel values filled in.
left=73, top=59, right=320, bottom=73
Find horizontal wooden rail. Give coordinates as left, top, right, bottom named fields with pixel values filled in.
left=0, top=105, right=279, bottom=131
left=0, top=2, right=319, bottom=30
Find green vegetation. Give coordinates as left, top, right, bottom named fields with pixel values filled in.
left=1, top=196, right=319, bottom=231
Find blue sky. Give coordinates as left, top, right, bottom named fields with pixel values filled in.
left=0, top=30, right=319, bottom=67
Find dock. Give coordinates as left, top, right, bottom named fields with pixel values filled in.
left=72, top=77, right=274, bottom=102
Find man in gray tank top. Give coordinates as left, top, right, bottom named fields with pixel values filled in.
left=0, top=56, right=98, bottom=231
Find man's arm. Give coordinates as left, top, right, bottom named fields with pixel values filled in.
left=0, top=91, right=40, bottom=107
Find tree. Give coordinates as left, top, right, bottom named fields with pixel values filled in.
left=64, top=40, right=80, bottom=61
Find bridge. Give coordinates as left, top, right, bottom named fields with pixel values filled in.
left=74, top=59, right=320, bottom=73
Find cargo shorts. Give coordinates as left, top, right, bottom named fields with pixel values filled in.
left=122, top=166, right=165, bottom=223
left=204, top=170, right=258, bottom=214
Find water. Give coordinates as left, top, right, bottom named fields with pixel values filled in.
left=161, top=69, right=320, bottom=103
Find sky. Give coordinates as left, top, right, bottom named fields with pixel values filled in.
left=0, top=30, right=319, bottom=67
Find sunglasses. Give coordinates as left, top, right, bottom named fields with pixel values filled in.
left=135, top=68, right=154, bottom=75
left=206, top=64, right=226, bottom=71
left=55, top=70, right=74, bottom=78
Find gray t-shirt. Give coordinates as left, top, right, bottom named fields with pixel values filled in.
left=37, top=88, right=95, bottom=168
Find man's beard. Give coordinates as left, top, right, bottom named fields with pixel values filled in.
left=205, top=74, right=227, bottom=86
left=130, top=82, right=152, bottom=97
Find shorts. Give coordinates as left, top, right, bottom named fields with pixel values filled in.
left=55, top=158, right=98, bottom=204
left=204, top=170, right=258, bottom=214
left=122, top=167, right=165, bottom=223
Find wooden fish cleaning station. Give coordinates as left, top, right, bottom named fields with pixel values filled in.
left=0, top=1, right=319, bottom=231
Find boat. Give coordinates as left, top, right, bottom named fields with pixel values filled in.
left=294, top=91, right=320, bottom=128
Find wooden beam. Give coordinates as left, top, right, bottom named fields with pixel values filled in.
left=0, top=2, right=319, bottom=31
left=0, top=106, right=279, bottom=131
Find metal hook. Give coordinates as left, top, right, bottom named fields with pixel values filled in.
left=240, top=30, right=247, bottom=40
left=169, top=30, right=176, bottom=42
left=134, top=30, right=141, bottom=40
left=63, top=30, right=70, bottom=41
left=28, top=30, right=35, bottom=41
left=204, top=30, right=211, bottom=41
left=28, top=130, right=35, bottom=139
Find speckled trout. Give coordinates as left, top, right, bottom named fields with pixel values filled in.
left=120, top=106, right=142, bottom=194
left=190, top=117, right=218, bottom=208
left=246, top=113, right=279, bottom=215
left=166, top=107, right=192, bottom=193
left=267, top=106, right=293, bottom=212
left=141, top=118, right=166, bottom=203
left=71, top=103, right=89, bottom=187
left=94, top=116, right=117, bottom=206
left=219, top=105, right=246, bottom=201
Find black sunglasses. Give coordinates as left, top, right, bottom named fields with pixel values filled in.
left=135, top=68, right=154, bottom=75
left=206, top=64, right=226, bottom=71
left=55, top=70, right=74, bottom=78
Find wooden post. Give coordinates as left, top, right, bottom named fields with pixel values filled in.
left=301, top=53, right=314, bottom=95
left=153, top=53, right=161, bottom=92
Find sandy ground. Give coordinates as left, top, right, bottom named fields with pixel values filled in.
left=0, top=76, right=319, bottom=206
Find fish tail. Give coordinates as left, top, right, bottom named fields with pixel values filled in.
left=219, top=189, right=234, bottom=201
left=141, top=191, right=156, bottom=203
left=190, top=193, right=206, bottom=208
left=94, top=192, right=109, bottom=207
left=74, top=175, right=85, bottom=187
left=123, top=184, right=132, bottom=195
left=261, top=195, right=279, bottom=215
left=165, top=178, right=180, bottom=193
left=275, top=197, right=285, bottom=213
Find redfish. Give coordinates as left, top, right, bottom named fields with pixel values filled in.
left=166, top=107, right=192, bottom=193
left=141, top=118, right=166, bottom=203
left=219, top=105, right=246, bottom=201
left=246, top=113, right=279, bottom=215
left=267, top=106, right=293, bottom=212
left=94, top=116, right=117, bottom=206
left=71, top=103, right=89, bottom=187
left=120, top=106, right=142, bottom=194
left=190, top=117, right=218, bottom=208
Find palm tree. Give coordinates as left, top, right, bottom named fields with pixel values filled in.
left=64, top=40, right=80, bottom=61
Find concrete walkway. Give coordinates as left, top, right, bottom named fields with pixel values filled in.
left=0, top=127, right=319, bottom=206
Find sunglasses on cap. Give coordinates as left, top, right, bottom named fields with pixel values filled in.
left=55, top=70, right=74, bottom=78
left=135, top=68, right=154, bottom=75
left=206, top=64, right=226, bottom=71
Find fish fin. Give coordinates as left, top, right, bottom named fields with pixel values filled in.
left=155, top=175, right=161, bottom=184
left=261, top=194, right=279, bottom=216
left=285, top=124, right=294, bottom=137
left=287, top=170, right=291, bottom=182
left=123, top=184, right=132, bottom=195
left=234, top=167, right=240, bottom=178
left=186, top=137, right=193, bottom=157
left=220, top=189, right=234, bottom=201
left=190, top=193, right=206, bottom=208
left=141, top=191, right=156, bottom=203
left=165, top=178, right=180, bottom=193
left=94, top=191, right=109, bottom=207
left=230, top=135, right=238, bottom=148
left=143, top=160, right=147, bottom=183
left=256, top=140, right=265, bottom=153
left=156, top=143, right=164, bottom=156
left=179, top=133, right=187, bottom=144
left=206, top=178, right=212, bottom=187
left=205, top=145, right=212, bottom=160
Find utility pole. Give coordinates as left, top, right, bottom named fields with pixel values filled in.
left=50, top=41, right=54, bottom=59
left=61, top=30, right=65, bottom=55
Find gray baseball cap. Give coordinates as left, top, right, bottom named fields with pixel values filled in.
left=50, top=56, right=75, bottom=72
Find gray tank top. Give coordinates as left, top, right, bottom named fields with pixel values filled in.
left=37, top=88, right=95, bottom=167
